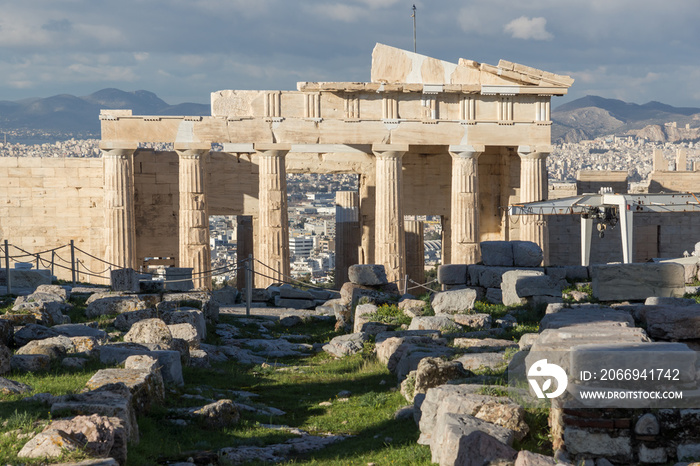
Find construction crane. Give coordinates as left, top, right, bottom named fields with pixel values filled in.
left=507, top=190, right=700, bottom=266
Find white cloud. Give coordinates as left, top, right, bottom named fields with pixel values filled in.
left=134, top=52, right=150, bottom=62
left=504, top=16, right=553, bottom=40
left=314, top=3, right=368, bottom=22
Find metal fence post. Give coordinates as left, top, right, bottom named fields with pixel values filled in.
left=51, top=251, right=55, bottom=277
left=4, top=240, right=11, bottom=295
left=403, top=274, right=409, bottom=295
left=245, top=254, right=253, bottom=317
left=70, top=240, right=76, bottom=286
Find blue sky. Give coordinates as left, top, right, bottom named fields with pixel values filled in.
left=1, top=0, right=698, bottom=108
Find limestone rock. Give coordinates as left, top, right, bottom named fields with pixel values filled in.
left=13, top=298, right=70, bottom=326
left=86, top=295, right=146, bottom=318
left=110, top=268, right=140, bottom=292
left=113, top=308, right=157, bottom=332
left=539, top=304, right=634, bottom=330
left=635, top=413, right=659, bottom=435
left=501, top=270, right=546, bottom=306
left=18, top=428, right=84, bottom=459
left=431, top=288, right=478, bottom=314
left=13, top=323, right=60, bottom=347
left=398, top=298, right=426, bottom=317
left=437, top=264, right=468, bottom=285
left=53, top=324, right=108, bottom=340
left=563, top=427, right=632, bottom=462
left=274, top=296, right=315, bottom=309
left=348, top=264, right=388, bottom=286
left=453, top=338, right=518, bottom=353
left=48, top=414, right=116, bottom=458
left=0, top=343, right=10, bottom=374
left=158, top=292, right=220, bottom=323
left=168, top=323, right=201, bottom=349
left=11, top=354, right=50, bottom=372
left=192, top=399, right=240, bottom=428
left=453, top=431, right=518, bottom=466
left=637, top=305, right=700, bottom=340
left=99, top=344, right=184, bottom=386
left=353, top=303, right=378, bottom=333
left=16, top=335, right=74, bottom=360
left=0, top=376, right=32, bottom=394
left=340, top=282, right=397, bottom=307
left=123, top=318, right=173, bottom=346
left=455, top=352, right=509, bottom=371
left=592, top=263, right=685, bottom=301
left=161, top=309, right=206, bottom=340
left=515, top=450, right=560, bottom=465
left=431, top=413, right=515, bottom=466
left=86, top=368, right=164, bottom=413
left=413, top=357, right=470, bottom=395
left=512, top=241, right=544, bottom=267
left=481, top=241, right=515, bottom=267
left=451, top=313, right=492, bottom=329
left=408, top=315, right=460, bottom=332
left=323, top=333, right=369, bottom=358
left=0, top=319, right=12, bottom=346
left=36, top=284, right=70, bottom=301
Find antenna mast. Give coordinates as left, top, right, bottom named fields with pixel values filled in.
left=411, top=4, right=417, bottom=53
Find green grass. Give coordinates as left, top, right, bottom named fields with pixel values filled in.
left=363, top=304, right=412, bottom=328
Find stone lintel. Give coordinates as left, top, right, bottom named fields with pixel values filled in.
left=174, top=143, right=211, bottom=153
left=448, top=145, right=485, bottom=156
left=372, top=144, right=409, bottom=156
left=99, top=141, right=138, bottom=152
left=517, top=145, right=552, bottom=158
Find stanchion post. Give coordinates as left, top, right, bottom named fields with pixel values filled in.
left=70, top=240, right=76, bottom=286
left=51, top=251, right=55, bottom=277
left=403, top=274, right=409, bottom=295
left=246, top=254, right=253, bottom=317
left=35, top=253, right=40, bottom=270
left=4, top=240, right=11, bottom=295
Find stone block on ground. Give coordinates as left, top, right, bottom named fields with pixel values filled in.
left=408, top=315, right=461, bottom=333
left=455, top=352, right=510, bottom=372
left=480, top=241, right=515, bottom=267
left=212, top=285, right=239, bottom=305
left=35, top=284, right=70, bottom=301
left=42, top=414, right=117, bottom=458
left=511, top=241, right=543, bottom=267
left=592, top=263, right=685, bottom=301
left=53, top=324, right=108, bottom=340
left=273, top=296, right=316, bottom=309
left=454, top=431, right=518, bottom=466
left=162, top=267, right=194, bottom=291
left=113, top=308, right=158, bottom=332
left=340, top=282, right=398, bottom=307
left=430, top=288, right=478, bottom=314
left=348, top=264, right=388, bottom=286
left=0, top=344, right=10, bottom=374
left=451, top=313, right=492, bottom=329
left=13, top=323, right=60, bottom=347
left=437, top=264, right=468, bottom=285
left=98, top=344, right=184, bottom=386
left=124, top=318, right=172, bottom=347
left=86, top=295, right=146, bottom=318
left=431, top=413, right=515, bottom=466
left=353, top=303, right=378, bottom=333
left=637, top=304, right=700, bottom=340
left=0, top=376, right=32, bottom=394
left=486, top=287, right=503, bottom=304
left=86, top=368, right=164, bottom=412
left=0, top=319, right=12, bottom=347
left=413, top=357, right=470, bottom=395
left=514, top=450, right=559, bottom=465
left=17, top=428, right=85, bottom=460
left=161, top=309, right=206, bottom=340
left=16, top=335, right=74, bottom=359
left=453, top=338, right=518, bottom=353
left=158, top=292, right=219, bottom=323
left=539, top=304, right=635, bottom=330
left=501, top=269, right=546, bottom=306
left=323, top=333, right=369, bottom=358
left=398, top=298, right=426, bottom=318
left=11, top=354, right=50, bottom=372
left=563, top=427, right=632, bottom=463
left=110, top=268, right=140, bottom=292
left=168, top=323, right=201, bottom=349
left=191, top=399, right=240, bottom=428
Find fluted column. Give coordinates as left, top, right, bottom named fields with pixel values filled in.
left=257, top=144, right=291, bottom=288
left=236, top=215, right=254, bottom=289
left=449, top=145, right=483, bottom=264
left=518, top=145, right=550, bottom=264
left=101, top=142, right=137, bottom=272
left=176, top=144, right=211, bottom=290
left=404, top=219, right=425, bottom=285
left=335, top=191, right=360, bottom=288
left=373, top=144, right=407, bottom=284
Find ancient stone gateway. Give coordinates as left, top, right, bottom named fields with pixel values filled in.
left=99, top=44, right=572, bottom=289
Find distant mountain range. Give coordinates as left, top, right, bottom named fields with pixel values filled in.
left=552, top=95, right=700, bottom=143
left=1, top=88, right=698, bottom=144
left=0, top=88, right=209, bottom=137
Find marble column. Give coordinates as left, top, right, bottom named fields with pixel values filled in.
left=373, top=144, right=407, bottom=284
left=449, top=145, right=483, bottom=264
left=176, top=144, right=211, bottom=290
left=256, top=144, right=291, bottom=288
left=236, top=215, right=254, bottom=289
left=404, top=219, right=425, bottom=286
left=335, top=191, right=360, bottom=288
left=517, top=145, right=550, bottom=264
left=101, top=142, right=137, bottom=271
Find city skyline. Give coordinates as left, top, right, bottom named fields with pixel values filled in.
left=0, top=1, right=698, bottom=107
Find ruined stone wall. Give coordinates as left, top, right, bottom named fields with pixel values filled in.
left=402, top=151, right=451, bottom=217
left=576, top=170, right=628, bottom=195
left=548, top=212, right=700, bottom=266
left=648, top=171, right=700, bottom=193
left=0, top=157, right=106, bottom=283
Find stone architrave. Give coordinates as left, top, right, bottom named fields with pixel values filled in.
left=176, top=144, right=212, bottom=290
left=517, top=146, right=550, bottom=265
left=335, top=191, right=360, bottom=288
left=449, top=145, right=484, bottom=265
left=101, top=142, right=137, bottom=271
left=373, top=144, right=407, bottom=285
left=256, top=144, right=291, bottom=288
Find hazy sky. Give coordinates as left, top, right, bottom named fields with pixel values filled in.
left=1, top=0, right=698, bottom=108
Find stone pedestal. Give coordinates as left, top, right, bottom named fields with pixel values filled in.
left=518, top=146, right=549, bottom=265
left=236, top=215, right=254, bottom=289
left=449, top=146, right=483, bottom=265
left=101, top=143, right=137, bottom=271
left=405, top=219, right=425, bottom=287
left=257, top=144, right=291, bottom=288
left=335, top=191, right=360, bottom=289
left=176, top=145, right=211, bottom=290
left=373, top=144, right=407, bottom=285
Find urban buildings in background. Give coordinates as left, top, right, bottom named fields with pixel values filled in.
left=1, top=131, right=698, bottom=286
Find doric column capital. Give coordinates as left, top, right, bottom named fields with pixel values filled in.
left=175, top=143, right=211, bottom=159
left=100, top=141, right=137, bottom=159
left=254, top=143, right=291, bottom=158
left=372, top=144, right=408, bottom=159
left=448, top=144, right=484, bottom=160
left=517, top=145, right=551, bottom=160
